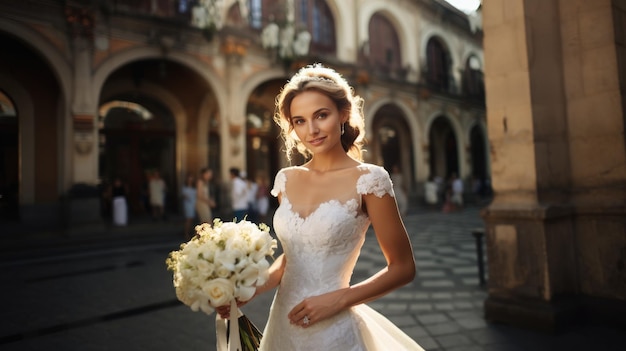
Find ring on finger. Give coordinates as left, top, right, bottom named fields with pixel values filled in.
left=303, top=315, right=310, bottom=325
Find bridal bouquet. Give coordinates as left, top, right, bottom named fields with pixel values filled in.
left=166, top=218, right=277, bottom=350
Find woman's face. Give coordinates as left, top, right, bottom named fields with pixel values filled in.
left=289, top=90, right=344, bottom=156
left=202, top=170, right=212, bottom=181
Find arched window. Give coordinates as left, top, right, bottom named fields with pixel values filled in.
left=368, top=13, right=402, bottom=77
left=297, top=0, right=335, bottom=54
left=426, top=37, right=452, bottom=92
left=249, top=0, right=335, bottom=54
left=462, top=55, right=485, bottom=100
left=249, top=0, right=263, bottom=29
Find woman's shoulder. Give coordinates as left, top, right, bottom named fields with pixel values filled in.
left=356, top=162, right=387, bottom=173
left=355, top=163, right=394, bottom=197
left=277, top=165, right=305, bottom=173
left=271, top=166, right=302, bottom=197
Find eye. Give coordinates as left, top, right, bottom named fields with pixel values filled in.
left=316, top=112, right=328, bottom=119
left=292, top=118, right=305, bottom=125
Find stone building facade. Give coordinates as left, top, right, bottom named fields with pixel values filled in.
left=0, top=0, right=486, bottom=227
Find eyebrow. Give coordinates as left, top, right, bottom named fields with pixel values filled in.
left=290, top=107, right=330, bottom=121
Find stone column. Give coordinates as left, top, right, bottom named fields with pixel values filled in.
left=482, top=0, right=626, bottom=331
left=68, top=9, right=98, bottom=186
left=220, top=36, right=250, bottom=180
left=65, top=6, right=102, bottom=230
left=481, top=0, right=578, bottom=332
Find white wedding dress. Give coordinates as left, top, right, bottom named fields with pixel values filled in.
left=260, top=164, right=424, bottom=351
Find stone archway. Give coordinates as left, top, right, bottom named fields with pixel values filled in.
left=98, top=98, right=176, bottom=216
left=245, top=80, right=283, bottom=184
left=428, top=116, right=458, bottom=179
left=371, top=104, right=414, bottom=193
left=0, top=31, right=63, bottom=225
left=98, top=58, right=216, bottom=218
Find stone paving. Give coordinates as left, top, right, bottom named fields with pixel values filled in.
left=0, top=204, right=625, bottom=350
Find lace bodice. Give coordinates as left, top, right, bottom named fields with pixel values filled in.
left=259, top=164, right=395, bottom=350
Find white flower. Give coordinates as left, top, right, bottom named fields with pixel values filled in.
left=226, top=232, right=253, bottom=253
left=237, top=285, right=257, bottom=302
left=166, top=218, right=276, bottom=315
left=214, top=248, right=244, bottom=272
left=251, top=235, right=276, bottom=262
left=195, top=259, right=215, bottom=276
left=254, top=259, right=271, bottom=286
left=190, top=295, right=214, bottom=314
left=215, top=264, right=232, bottom=279
left=203, top=278, right=235, bottom=307
left=237, top=264, right=261, bottom=287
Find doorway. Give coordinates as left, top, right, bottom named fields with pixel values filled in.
left=98, top=99, right=176, bottom=217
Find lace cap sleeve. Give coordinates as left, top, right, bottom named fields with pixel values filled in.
left=270, top=169, right=287, bottom=197
left=356, top=164, right=395, bottom=198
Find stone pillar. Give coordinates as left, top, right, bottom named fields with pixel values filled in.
left=65, top=6, right=103, bottom=231
left=481, top=0, right=626, bottom=331
left=69, top=21, right=98, bottom=185
left=72, top=113, right=97, bottom=183
left=220, top=36, right=250, bottom=180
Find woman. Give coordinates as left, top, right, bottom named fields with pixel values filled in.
left=196, top=167, right=215, bottom=224
left=111, top=177, right=128, bottom=226
left=181, top=174, right=197, bottom=239
left=255, top=175, right=270, bottom=224
left=424, top=175, right=439, bottom=206
left=218, top=64, right=423, bottom=350
left=148, top=170, right=167, bottom=220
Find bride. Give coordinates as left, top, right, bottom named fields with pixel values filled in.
left=219, top=64, right=424, bottom=350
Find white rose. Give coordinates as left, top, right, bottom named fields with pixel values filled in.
left=226, top=232, right=253, bottom=253
left=215, top=265, right=232, bottom=279
left=203, top=278, right=234, bottom=307
left=199, top=243, right=217, bottom=262
left=196, top=259, right=215, bottom=277
left=220, top=222, right=238, bottom=240
left=238, top=220, right=259, bottom=236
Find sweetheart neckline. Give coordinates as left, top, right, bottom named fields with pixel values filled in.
left=281, top=196, right=361, bottom=221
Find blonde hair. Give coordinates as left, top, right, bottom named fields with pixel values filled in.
left=274, top=64, right=366, bottom=162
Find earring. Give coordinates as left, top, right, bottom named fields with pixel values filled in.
left=341, top=123, right=345, bottom=135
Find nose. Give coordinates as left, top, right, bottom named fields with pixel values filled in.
left=307, top=120, right=319, bottom=134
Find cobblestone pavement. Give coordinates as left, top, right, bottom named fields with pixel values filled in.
left=0, top=204, right=624, bottom=351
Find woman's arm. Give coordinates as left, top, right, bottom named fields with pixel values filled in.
left=341, top=193, right=416, bottom=303
left=288, top=193, right=415, bottom=326
left=256, top=253, right=286, bottom=295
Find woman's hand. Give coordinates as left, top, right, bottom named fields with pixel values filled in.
left=287, top=288, right=349, bottom=328
left=215, top=295, right=256, bottom=319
